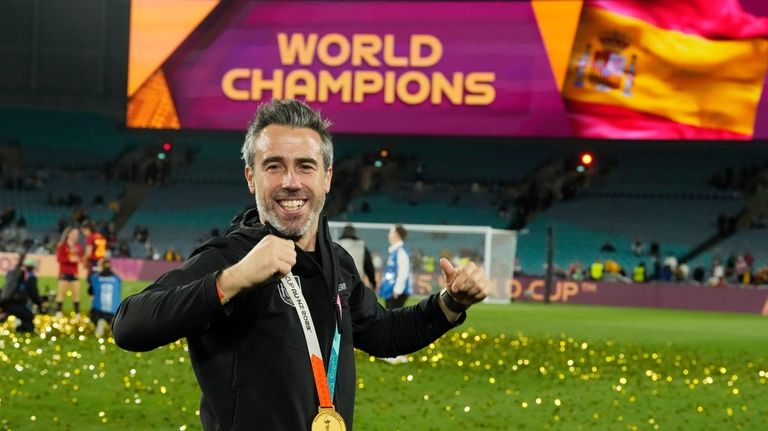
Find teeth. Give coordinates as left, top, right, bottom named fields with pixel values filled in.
left=280, top=200, right=305, bottom=210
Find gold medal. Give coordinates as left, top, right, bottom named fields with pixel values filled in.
left=311, top=407, right=346, bottom=431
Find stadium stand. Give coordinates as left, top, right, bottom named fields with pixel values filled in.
left=121, top=181, right=251, bottom=257
left=513, top=141, right=767, bottom=276
left=0, top=110, right=125, bottom=168
left=3, top=107, right=768, bottom=288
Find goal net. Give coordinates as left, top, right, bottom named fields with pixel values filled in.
left=329, top=221, right=517, bottom=303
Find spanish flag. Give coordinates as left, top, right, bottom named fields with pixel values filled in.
left=562, top=0, right=768, bottom=139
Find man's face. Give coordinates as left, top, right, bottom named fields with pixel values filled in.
left=245, top=125, right=332, bottom=240
left=388, top=227, right=398, bottom=245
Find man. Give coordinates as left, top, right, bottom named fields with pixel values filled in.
left=378, top=224, right=413, bottom=365
left=337, top=224, right=376, bottom=288
left=88, top=259, right=122, bottom=338
left=379, top=225, right=412, bottom=309
left=0, top=258, right=46, bottom=332
left=112, top=99, right=489, bottom=431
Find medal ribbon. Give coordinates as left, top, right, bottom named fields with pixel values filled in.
left=282, top=273, right=340, bottom=408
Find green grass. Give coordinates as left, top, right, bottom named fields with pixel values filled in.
left=354, top=303, right=768, bottom=431
left=1, top=277, right=767, bottom=430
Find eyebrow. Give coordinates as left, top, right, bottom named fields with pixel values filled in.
left=261, top=156, right=319, bottom=167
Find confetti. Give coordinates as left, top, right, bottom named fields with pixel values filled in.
left=2, top=309, right=766, bottom=429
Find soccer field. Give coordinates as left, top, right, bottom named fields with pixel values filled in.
left=1, top=279, right=766, bottom=430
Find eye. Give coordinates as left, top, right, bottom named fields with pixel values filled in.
left=265, top=164, right=282, bottom=172
left=299, top=164, right=316, bottom=173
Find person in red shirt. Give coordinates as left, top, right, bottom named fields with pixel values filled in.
left=55, top=226, right=83, bottom=315
left=82, top=220, right=108, bottom=294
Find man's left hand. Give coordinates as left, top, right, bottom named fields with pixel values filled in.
left=440, top=257, right=488, bottom=306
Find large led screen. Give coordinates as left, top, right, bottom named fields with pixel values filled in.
left=127, top=0, right=768, bottom=139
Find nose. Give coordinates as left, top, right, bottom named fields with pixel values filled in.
left=281, top=169, right=301, bottom=189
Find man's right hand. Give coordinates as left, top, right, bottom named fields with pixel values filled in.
left=218, top=235, right=296, bottom=301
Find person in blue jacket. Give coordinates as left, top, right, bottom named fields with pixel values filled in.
left=379, top=224, right=412, bottom=309
left=89, top=259, right=122, bottom=337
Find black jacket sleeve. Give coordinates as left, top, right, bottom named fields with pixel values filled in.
left=112, top=248, right=233, bottom=352
left=346, top=257, right=464, bottom=357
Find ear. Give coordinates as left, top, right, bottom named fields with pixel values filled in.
left=245, top=165, right=255, bottom=194
left=324, top=166, right=333, bottom=193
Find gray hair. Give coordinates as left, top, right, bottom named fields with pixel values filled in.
left=241, top=99, right=333, bottom=170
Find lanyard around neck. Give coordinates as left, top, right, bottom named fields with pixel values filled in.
left=281, top=272, right=341, bottom=407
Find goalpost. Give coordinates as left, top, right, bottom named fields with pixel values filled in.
left=329, top=221, right=517, bottom=303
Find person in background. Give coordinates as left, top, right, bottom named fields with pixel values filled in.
left=378, top=224, right=416, bottom=365
left=55, top=226, right=83, bottom=315
left=632, top=262, right=647, bottom=283
left=337, top=224, right=376, bottom=288
left=82, top=220, right=108, bottom=294
left=589, top=259, right=604, bottom=281
left=631, top=239, right=645, bottom=256
left=568, top=261, right=585, bottom=281
left=164, top=247, right=183, bottom=262
left=379, top=224, right=413, bottom=310
left=0, top=258, right=46, bottom=332
left=89, top=259, right=122, bottom=338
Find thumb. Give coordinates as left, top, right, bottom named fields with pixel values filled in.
left=440, top=258, right=456, bottom=284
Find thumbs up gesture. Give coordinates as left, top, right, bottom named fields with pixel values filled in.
left=440, top=257, right=489, bottom=307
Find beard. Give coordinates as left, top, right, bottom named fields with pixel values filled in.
left=254, top=188, right=325, bottom=240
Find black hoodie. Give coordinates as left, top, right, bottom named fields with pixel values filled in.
left=112, top=209, right=463, bottom=430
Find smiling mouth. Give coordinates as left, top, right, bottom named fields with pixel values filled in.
left=278, top=199, right=307, bottom=211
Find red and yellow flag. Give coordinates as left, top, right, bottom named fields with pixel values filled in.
left=562, top=0, right=768, bottom=139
